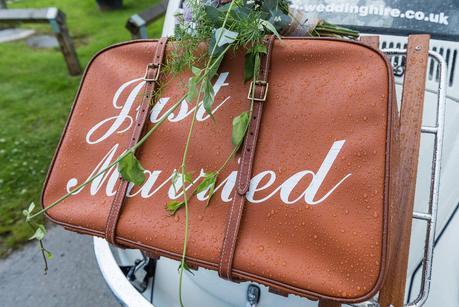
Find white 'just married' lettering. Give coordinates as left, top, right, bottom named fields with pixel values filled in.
left=66, top=141, right=351, bottom=206
left=86, top=73, right=231, bottom=145
left=67, top=73, right=352, bottom=206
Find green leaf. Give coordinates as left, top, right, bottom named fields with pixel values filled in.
left=195, top=172, right=218, bottom=205
left=44, top=249, right=54, bottom=260
left=195, top=172, right=217, bottom=194
left=166, top=200, right=185, bottom=215
left=260, top=19, right=282, bottom=39
left=217, top=2, right=232, bottom=13
left=208, top=54, right=224, bottom=80
left=254, top=52, right=261, bottom=80
left=178, top=261, right=195, bottom=275
left=27, top=202, right=36, bottom=213
left=204, top=5, right=223, bottom=27
left=214, top=27, right=239, bottom=47
left=208, top=32, right=228, bottom=59
left=171, top=170, right=179, bottom=193
left=171, top=171, right=192, bottom=195
left=268, top=10, right=291, bottom=33
left=231, top=6, right=251, bottom=19
left=29, top=224, right=47, bottom=241
left=232, top=111, right=250, bottom=147
left=191, top=66, right=201, bottom=77
left=118, top=152, right=146, bottom=186
left=203, top=78, right=215, bottom=117
left=187, top=75, right=199, bottom=103
left=184, top=172, right=193, bottom=184
left=253, top=44, right=268, bottom=54
left=244, top=44, right=267, bottom=82
left=261, top=0, right=278, bottom=13
left=23, top=202, right=36, bottom=220
left=244, top=52, right=255, bottom=82
left=206, top=182, right=216, bottom=207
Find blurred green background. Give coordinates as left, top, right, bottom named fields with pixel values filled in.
left=0, top=0, right=164, bottom=257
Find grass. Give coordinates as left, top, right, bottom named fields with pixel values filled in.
left=0, top=0, right=164, bottom=257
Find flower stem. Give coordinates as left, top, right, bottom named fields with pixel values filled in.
left=38, top=239, right=49, bottom=274
left=177, top=2, right=237, bottom=305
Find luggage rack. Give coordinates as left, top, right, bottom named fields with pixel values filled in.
left=348, top=45, right=447, bottom=307
left=384, top=47, right=446, bottom=307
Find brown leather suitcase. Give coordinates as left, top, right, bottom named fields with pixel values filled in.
left=42, top=37, right=398, bottom=303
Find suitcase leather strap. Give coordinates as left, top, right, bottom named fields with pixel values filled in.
left=219, top=36, right=275, bottom=280
left=105, top=37, right=168, bottom=244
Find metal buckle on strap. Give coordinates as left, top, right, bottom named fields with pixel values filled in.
left=144, top=63, right=161, bottom=82
left=247, top=80, right=269, bottom=101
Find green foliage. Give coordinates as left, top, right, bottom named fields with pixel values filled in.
left=259, top=19, right=282, bottom=39
left=43, top=248, right=54, bottom=260
left=22, top=202, right=35, bottom=222
left=195, top=172, right=218, bottom=206
left=166, top=200, right=186, bottom=215
left=244, top=44, right=267, bottom=82
left=187, top=67, right=201, bottom=102
left=178, top=261, right=195, bottom=275
left=169, top=0, right=213, bottom=74
left=204, top=5, right=224, bottom=27
left=244, top=52, right=256, bottom=82
left=118, top=152, right=146, bottom=186
left=29, top=224, right=47, bottom=241
left=203, top=77, right=215, bottom=117
left=208, top=54, right=224, bottom=79
left=172, top=170, right=193, bottom=193
left=183, top=172, right=193, bottom=184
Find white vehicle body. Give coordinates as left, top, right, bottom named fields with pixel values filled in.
left=94, top=1, right=459, bottom=306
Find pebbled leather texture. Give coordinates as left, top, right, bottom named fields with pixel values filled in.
left=42, top=37, right=396, bottom=303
